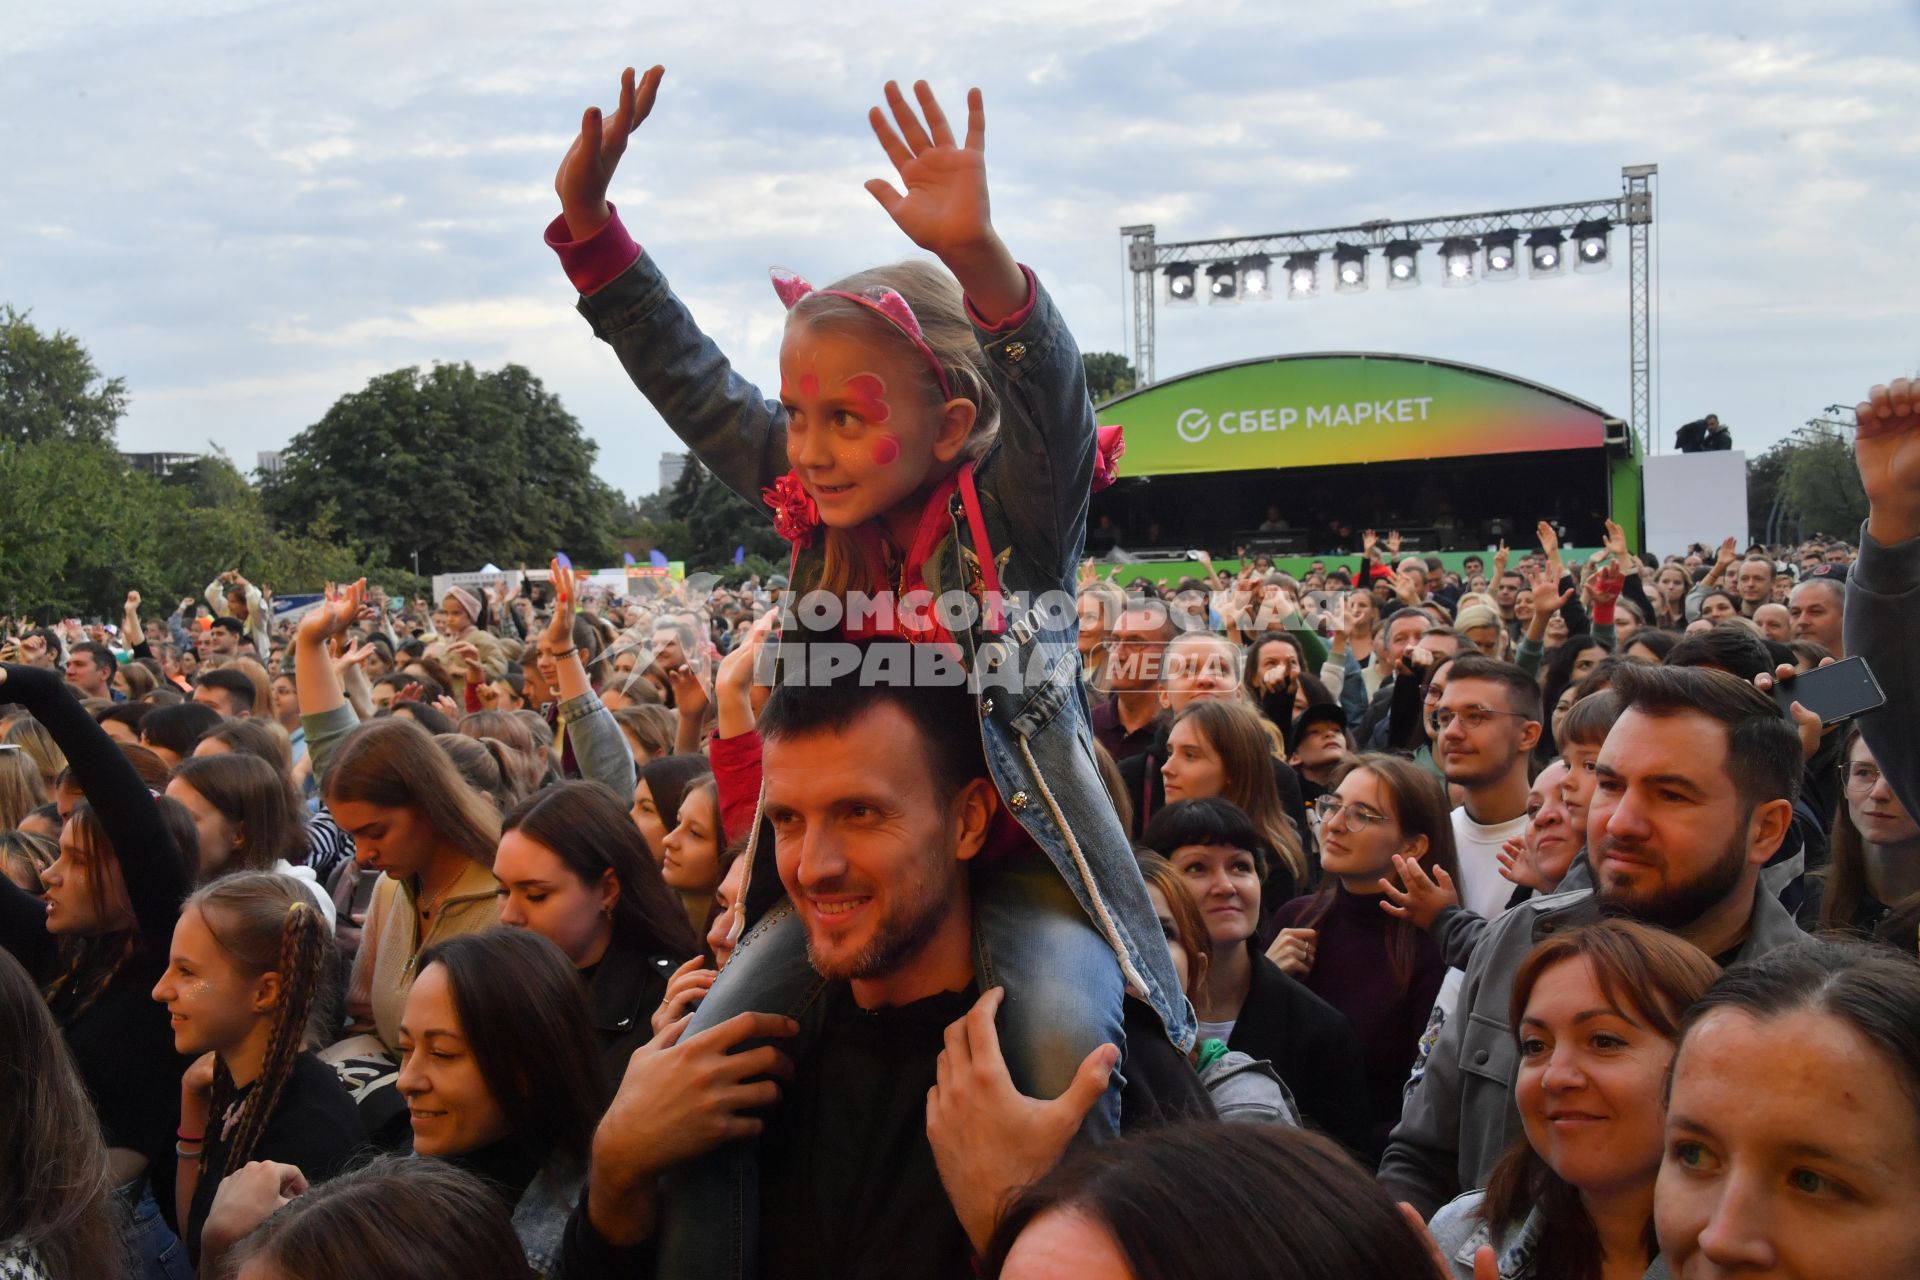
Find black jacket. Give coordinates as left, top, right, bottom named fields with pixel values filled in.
left=586, top=937, right=684, bottom=1091
left=1225, top=940, right=1372, bottom=1157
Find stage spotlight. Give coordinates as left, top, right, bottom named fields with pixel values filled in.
left=1240, top=255, right=1273, bottom=300
left=1574, top=219, right=1612, bottom=272
left=1282, top=252, right=1318, bottom=299
left=1440, top=237, right=1478, bottom=288
left=1206, top=262, right=1239, bottom=303
left=1385, top=239, right=1420, bottom=290
left=1166, top=262, right=1197, bottom=305
left=1526, top=230, right=1565, bottom=278
left=1483, top=231, right=1519, bottom=280
left=1333, top=243, right=1368, bottom=294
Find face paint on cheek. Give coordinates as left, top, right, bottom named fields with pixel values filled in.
left=871, top=435, right=901, bottom=466
left=844, top=374, right=891, bottom=424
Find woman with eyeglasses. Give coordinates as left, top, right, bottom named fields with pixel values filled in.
left=1268, top=755, right=1457, bottom=1163
left=1801, top=727, right=1920, bottom=948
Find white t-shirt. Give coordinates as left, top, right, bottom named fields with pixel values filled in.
left=1197, top=1017, right=1238, bottom=1046
left=1450, top=806, right=1531, bottom=923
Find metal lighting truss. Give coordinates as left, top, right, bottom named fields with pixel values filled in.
left=1122, top=163, right=1659, bottom=454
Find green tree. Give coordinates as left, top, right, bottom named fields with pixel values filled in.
left=260, top=362, right=620, bottom=573
left=1782, top=430, right=1868, bottom=541
left=0, top=305, right=128, bottom=446
left=663, top=457, right=783, bottom=572
left=1747, top=440, right=1791, bottom=543
left=1082, top=352, right=1136, bottom=404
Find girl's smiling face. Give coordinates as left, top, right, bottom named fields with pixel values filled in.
left=779, top=321, right=971, bottom=534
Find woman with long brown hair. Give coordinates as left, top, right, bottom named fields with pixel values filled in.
left=296, top=584, right=503, bottom=1057
left=165, top=753, right=334, bottom=926
left=1805, top=726, right=1920, bottom=946
left=1427, top=920, right=1718, bottom=1278
left=495, top=781, right=700, bottom=1081
left=0, top=947, right=123, bottom=1279
left=325, top=720, right=502, bottom=1055
left=151, top=873, right=358, bottom=1265
left=397, top=929, right=605, bottom=1274
left=1160, top=698, right=1308, bottom=907
left=1267, top=754, right=1456, bottom=1163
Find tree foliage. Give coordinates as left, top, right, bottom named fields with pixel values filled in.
left=1082, top=352, right=1136, bottom=404
left=660, top=457, right=784, bottom=573
left=1747, top=424, right=1868, bottom=545
left=260, top=362, right=620, bottom=573
left=0, top=442, right=403, bottom=621
left=0, top=304, right=127, bottom=447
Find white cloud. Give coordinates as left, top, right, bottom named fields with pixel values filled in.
left=1, top=0, right=1916, bottom=500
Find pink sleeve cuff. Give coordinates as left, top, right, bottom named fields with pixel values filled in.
left=964, top=264, right=1038, bottom=333
left=544, top=204, right=642, bottom=297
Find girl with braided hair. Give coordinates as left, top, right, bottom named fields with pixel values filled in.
left=151, top=872, right=360, bottom=1265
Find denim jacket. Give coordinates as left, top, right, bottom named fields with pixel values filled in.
left=572, top=248, right=1194, bottom=1051
left=1427, top=1191, right=1672, bottom=1280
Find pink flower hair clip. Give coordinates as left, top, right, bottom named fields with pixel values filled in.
left=770, top=268, right=954, bottom=403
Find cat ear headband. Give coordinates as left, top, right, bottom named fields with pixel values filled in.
left=770, top=268, right=954, bottom=403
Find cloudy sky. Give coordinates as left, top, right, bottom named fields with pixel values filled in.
left=4, top=0, right=1917, bottom=501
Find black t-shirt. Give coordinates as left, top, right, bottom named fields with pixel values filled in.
left=186, top=1051, right=364, bottom=1262
left=51, top=948, right=186, bottom=1171
left=550, top=993, right=1213, bottom=1280
left=759, top=983, right=975, bottom=1280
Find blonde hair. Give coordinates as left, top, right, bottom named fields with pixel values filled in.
left=788, top=261, right=1002, bottom=599
left=0, top=747, right=49, bottom=830
left=1, top=718, right=64, bottom=791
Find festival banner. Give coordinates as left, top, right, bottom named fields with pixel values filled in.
left=1103, top=354, right=1609, bottom=478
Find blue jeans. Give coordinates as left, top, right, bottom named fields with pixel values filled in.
left=652, top=849, right=1125, bottom=1279
left=122, top=1181, right=193, bottom=1280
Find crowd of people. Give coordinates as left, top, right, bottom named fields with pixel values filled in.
left=2, top=62, right=1918, bottom=1280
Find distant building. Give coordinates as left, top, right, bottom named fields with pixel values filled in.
left=659, top=450, right=689, bottom=495
left=120, top=451, right=200, bottom=477
left=257, top=450, right=286, bottom=476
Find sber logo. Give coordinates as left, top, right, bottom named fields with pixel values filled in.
left=1175, top=408, right=1211, bottom=443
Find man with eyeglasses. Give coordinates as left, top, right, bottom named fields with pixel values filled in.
left=1091, top=600, right=1177, bottom=762
left=1430, top=655, right=1541, bottom=923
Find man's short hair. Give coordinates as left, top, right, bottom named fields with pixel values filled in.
left=72, top=641, right=117, bottom=675
left=210, top=615, right=247, bottom=638
left=1792, top=577, right=1845, bottom=609
left=1443, top=653, right=1543, bottom=722
left=1607, top=663, right=1801, bottom=813
left=759, top=644, right=989, bottom=808
left=1664, top=627, right=1773, bottom=684
left=1385, top=610, right=1431, bottom=639
left=196, top=667, right=257, bottom=714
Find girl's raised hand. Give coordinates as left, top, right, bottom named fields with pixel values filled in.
left=555, top=65, right=665, bottom=241
left=865, top=81, right=989, bottom=257
left=865, top=81, right=1025, bottom=321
